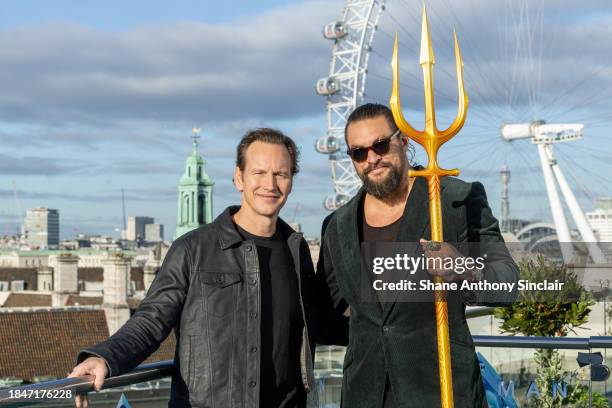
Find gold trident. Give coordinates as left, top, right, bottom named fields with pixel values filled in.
left=389, top=6, right=468, bottom=408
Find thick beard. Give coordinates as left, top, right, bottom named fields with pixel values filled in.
left=359, top=163, right=401, bottom=199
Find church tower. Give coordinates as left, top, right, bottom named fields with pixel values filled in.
left=174, top=129, right=214, bottom=240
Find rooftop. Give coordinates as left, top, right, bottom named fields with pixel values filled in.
left=0, top=309, right=175, bottom=383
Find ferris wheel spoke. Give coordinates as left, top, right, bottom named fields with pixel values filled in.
left=537, top=64, right=612, bottom=122
left=546, top=84, right=612, bottom=124
left=555, top=144, right=610, bottom=196
left=317, top=0, right=610, bottom=215
left=446, top=139, right=501, bottom=170
left=561, top=142, right=612, bottom=165
left=386, top=2, right=508, bottom=125
left=508, top=143, right=544, bottom=202
left=382, top=5, right=420, bottom=47
left=435, top=0, right=512, bottom=108
left=441, top=139, right=499, bottom=163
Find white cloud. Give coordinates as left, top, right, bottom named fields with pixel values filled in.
left=0, top=1, right=338, bottom=128
left=1, top=0, right=611, bottom=238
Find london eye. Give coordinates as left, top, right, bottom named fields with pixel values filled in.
left=315, top=0, right=612, bottom=260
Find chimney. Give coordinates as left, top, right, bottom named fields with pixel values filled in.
left=37, top=266, right=53, bottom=291
left=52, top=254, right=79, bottom=307
left=102, top=253, right=131, bottom=335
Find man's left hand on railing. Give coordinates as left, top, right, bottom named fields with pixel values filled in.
left=67, top=356, right=108, bottom=408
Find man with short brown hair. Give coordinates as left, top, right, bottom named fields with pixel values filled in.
left=70, top=128, right=331, bottom=408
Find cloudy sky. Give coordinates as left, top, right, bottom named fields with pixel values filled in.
left=0, top=0, right=611, bottom=239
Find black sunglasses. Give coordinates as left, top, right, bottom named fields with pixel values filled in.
left=347, top=129, right=401, bottom=162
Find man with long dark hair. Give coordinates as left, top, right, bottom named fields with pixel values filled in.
left=316, top=103, right=518, bottom=407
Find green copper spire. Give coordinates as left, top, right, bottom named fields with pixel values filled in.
left=174, top=128, right=214, bottom=240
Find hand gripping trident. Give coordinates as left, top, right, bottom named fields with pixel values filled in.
left=389, top=6, right=468, bottom=408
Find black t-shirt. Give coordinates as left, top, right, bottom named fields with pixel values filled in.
left=359, top=205, right=400, bottom=408
left=235, top=224, right=306, bottom=408
left=361, top=208, right=402, bottom=305
left=362, top=216, right=402, bottom=243
left=358, top=194, right=402, bottom=243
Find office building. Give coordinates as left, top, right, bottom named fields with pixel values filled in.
left=25, top=208, right=59, bottom=249
left=587, top=198, right=612, bottom=242
left=145, top=224, right=164, bottom=242
left=126, top=216, right=154, bottom=241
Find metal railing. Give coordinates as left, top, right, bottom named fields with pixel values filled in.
left=0, top=361, right=172, bottom=407
left=474, top=335, right=612, bottom=350
left=2, top=304, right=611, bottom=408
left=465, top=306, right=495, bottom=319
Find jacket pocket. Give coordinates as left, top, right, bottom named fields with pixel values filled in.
left=178, top=334, right=192, bottom=389
left=199, top=270, right=242, bottom=318
left=181, top=334, right=212, bottom=407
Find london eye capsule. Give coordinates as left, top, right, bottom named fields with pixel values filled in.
left=315, top=77, right=340, bottom=95
left=323, top=21, right=347, bottom=40
left=315, top=136, right=340, bottom=154
left=324, top=193, right=350, bottom=211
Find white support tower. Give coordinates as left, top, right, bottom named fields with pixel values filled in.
left=316, top=0, right=386, bottom=210
left=501, top=121, right=606, bottom=263
left=500, top=164, right=510, bottom=233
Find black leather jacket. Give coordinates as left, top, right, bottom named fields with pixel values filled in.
left=79, top=206, right=321, bottom=408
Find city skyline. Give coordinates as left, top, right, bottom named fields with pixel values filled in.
left=0, top=0, right=611, bottom=239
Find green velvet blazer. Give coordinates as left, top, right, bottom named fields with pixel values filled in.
left=317, top=176, right=519, bottom=408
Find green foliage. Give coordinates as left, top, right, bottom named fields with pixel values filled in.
left=494, top=256, right=605, bottom=407
left=563, top=383, right=610, bottom=408
left=524, top=349, right=565, bottom=408
left=494, top=256, right=594, bottom=337
left=522, top=350, right=610, bottom=408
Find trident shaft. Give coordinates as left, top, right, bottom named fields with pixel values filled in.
left=389, top=6, right=468, bottom=408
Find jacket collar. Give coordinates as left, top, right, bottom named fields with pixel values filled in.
left=213, top=205, right=298, bottom=250
left=336, top=174, right=432, bottom=271
left=335, top=171, right=445, bottom=321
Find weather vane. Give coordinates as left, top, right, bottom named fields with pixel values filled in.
left=191, top=127, right=201, bottom=150
left=389, top=5, right=468, bottom=408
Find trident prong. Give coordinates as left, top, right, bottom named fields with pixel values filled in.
left=388, top=5, right=469, bottom=408
left=439, top=31, right=469, bottom=140
left=389, top=34, right=424, bottom=143
left=389, top=6, right=468, bottom=180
